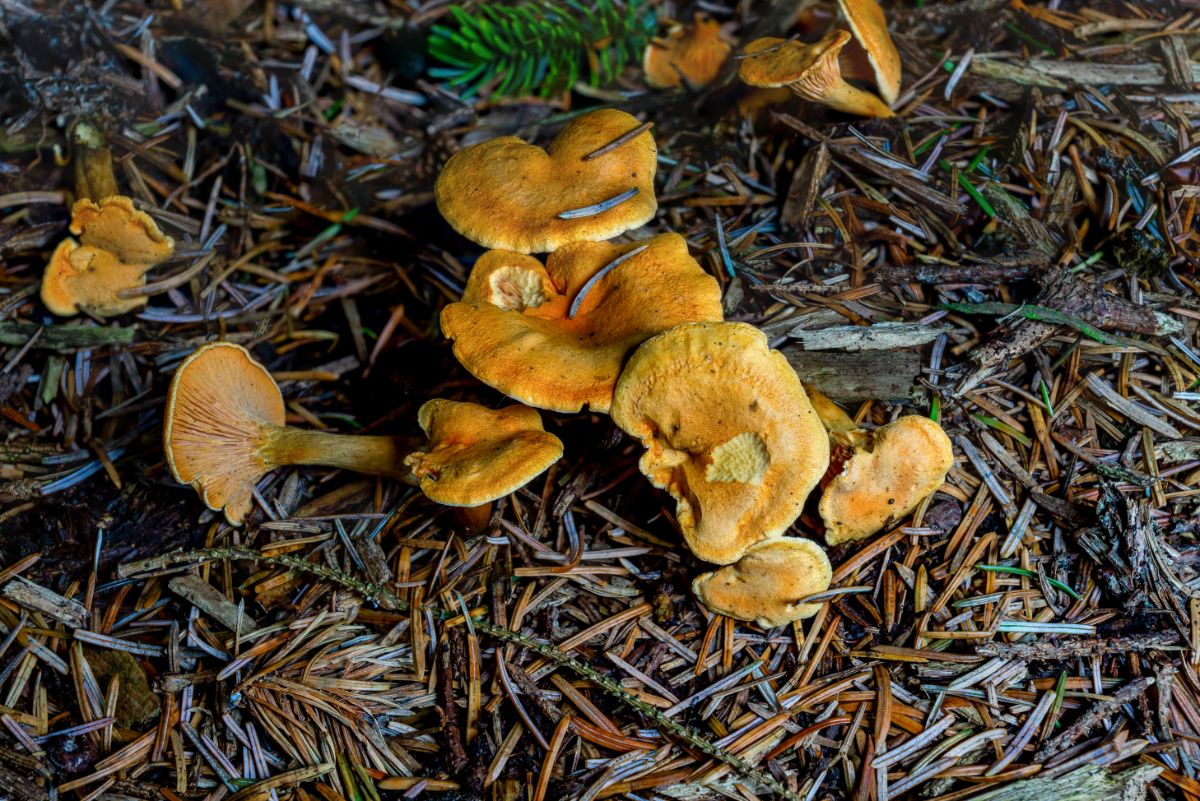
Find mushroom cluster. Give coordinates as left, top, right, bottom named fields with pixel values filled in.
left=737, top=0, right=901, bottom=117
left=163, top=108, right=953, bottom=630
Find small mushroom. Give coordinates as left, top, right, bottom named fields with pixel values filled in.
left=164, top=342, right=409, bottom=526
left=404, top=399, right=563, bottom=509
left=737, top=31, right=893, bottom=118
left=819, top=415, right=954, bottom=545
left=835, top=0, right=902, bottom=107
left=435, top=109, right=657, bottom=253
left=42, top=197, right=176, bottom=317
left=611, top=322, right=830, bottom=564
left=440, top=233, right=723, bottom=414
left=692, top=537, right=832, bottom=626
left=643, top=15, right=732, bottom=89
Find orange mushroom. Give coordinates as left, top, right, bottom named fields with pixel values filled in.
left=72, top=121, right=119, bottom=202
left=435, top=109, right=657, bottom=253
left=836, top=0, right=902, bottom=107
left=405, top=399, right=563, bottom=508
left=440, top=232, right=723, bottom=414
left=737, top=31, right=893, bottom=118
left=819, top=415, right=954, bottom=545
left=692, top=537, right=833, bottom=626
left=643, top=15, right=732, bottom=89
left=164, top=342, right=409, bottom=526
left=611, top=322, right=830, bottom=564
left=41, top=196, right=176, bottom=317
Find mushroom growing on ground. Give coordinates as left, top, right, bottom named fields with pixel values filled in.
left=42, top=196, right=176, bottom=317
left=404, top=400, right=563, bottom=526
left=692, top=537, right=833, bottom=626
left=164, top=342, right=408, bottom=526
left=435, top=108, right=657, bottom=253
left=611, top=322, right=829, bottom=564
left=71, top=121, right=119, bottom=201
left=643, top=15, right=732, bottom=89
left=440, top=232, right=723, bottom=414
left=835, top=0, right=902, bottom=107
left=819, top=415, right=954, bottom=545
left=737, top=31, right=893, bottom=118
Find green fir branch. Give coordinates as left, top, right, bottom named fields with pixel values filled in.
left=426, top=0, right=657, bottom=98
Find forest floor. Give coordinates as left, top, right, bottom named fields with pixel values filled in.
left=0, top=0, right=1198, bottom=800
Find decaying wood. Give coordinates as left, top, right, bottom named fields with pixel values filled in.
left=780, top=144, right=830, bottom=233
left=789, top=321, right=951, bottom=351
left=969, top=765, right=1161, bottom=801
left=168, top=575, right=260, bottom=634
left=784, top=349, right=923, bottom=401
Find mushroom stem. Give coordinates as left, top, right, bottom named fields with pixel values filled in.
left=453, top=502, right=494, bottom=533
left=72, top=122, right=119, bottom=201
left=790, top=79, right=893, bottom=118
left=263, top=428, right=408, bottom=479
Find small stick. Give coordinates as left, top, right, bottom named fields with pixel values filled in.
left=558, top=187, right=639, bottom=219
left=582, top=122, right=653, bottom=161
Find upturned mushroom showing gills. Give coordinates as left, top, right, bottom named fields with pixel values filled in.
left=692, top=537, right=833, bottom=626
left=643, top=15, right=732, bottom=89
left=737, top=31, right=894, bottom=118
left=164, top=342, right=406, bottom=526
left=42, top=196, right=176, bottom=317
left=405, top=400, right=563, bottom=507
left=836, top=0, right=902, bottom=107
left=611, top=322, right=830, bottom=565
left=820, top=415, right=954, bottom=545
left=440, top=232, right=723, bottom=414
left=434, top=108, right=657, bottom=253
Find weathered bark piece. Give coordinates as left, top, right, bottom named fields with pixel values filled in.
left=781, top=144, right=830, bottom=233
left=976, top=632, right=1181, bottom=660
left=783, top=349, right=923, bottom=402
left=168, top=575, right=259, bottom=634
left=1, top=577, right=88, bottom=628
left=967, top=765, right=1160, bottom=801
left=789, top=321, right=951, bottom=351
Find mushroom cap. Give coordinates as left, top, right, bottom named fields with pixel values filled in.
left=611, top=322, right=830, bottom=564
left=41, top=239, right=150, bottom=317
left=836, top=0, right=902, bottom=106
left=440, top=233, right=723, bottom=414
left=404, top=400, right=563, bottom=507
left=692, top=537, right=832, bottom=627
left=434, top=109, right=657, bottom=253
left=164, top=342, right=285, bottom=527
left=643, top=15, right=732, bottom=89
left=70, top=196, right=175, bottom=264
left=819, top=415, right=953, bottom=545
left=41, top=196, right=176, bottom=317
left=737, top=31, right=851, bottom=92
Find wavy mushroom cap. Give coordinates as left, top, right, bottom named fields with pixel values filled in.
left=643, top=15, right=732, bottom=89
left=692, top=537, right=833, bottom=626
left=404, top=400, right=563, bottom=507
left=440, top=233, right=723, bottom=413
left=611, top=322, right=830, bottom=564
left=836, top=0, right=902, bottom=106
left=42, top=196, right=176, bottom=317
left=820, top=415, right=954, bottom=545
left=434, top=109, right=657, bottom=253
left=41, top=240, right=150, bottom=317
left=164, top=342, right=285, bottom=526
left=69, top=196, right=175, bottom=264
